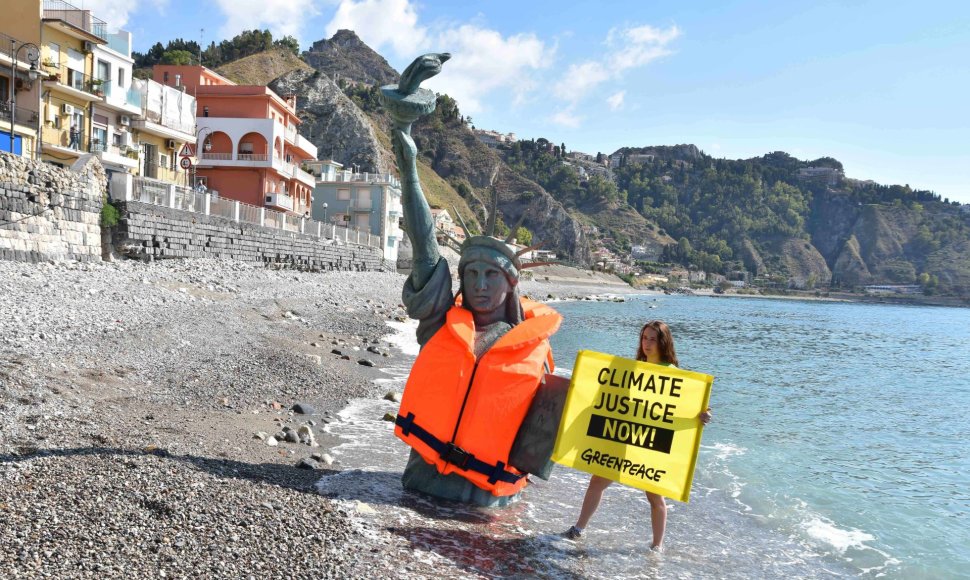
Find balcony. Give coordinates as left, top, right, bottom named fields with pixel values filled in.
left=46, top=65, right=105, bottom=101
left=99, top=80, right=142, bottom=115
left=264, top=192, right=294, bottom=212
left=43, top=0, right=108, bottom=41
left=89, top=140, right=138, bottom=169
left=41, top=125, right=85, bottom=156
left=0, top=102, right=40, bottom=129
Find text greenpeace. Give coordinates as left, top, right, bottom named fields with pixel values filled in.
left=580, top=448, right=667, bottom=482
left=552, top=350, right=714, bottom=502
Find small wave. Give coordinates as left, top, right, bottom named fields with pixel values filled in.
left=384, top=319, right=420, bottom=357
left=804, top=517, right=874, bottom=553
left=703, top=441, right=747, bottom=460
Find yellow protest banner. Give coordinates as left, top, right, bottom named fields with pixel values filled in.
left=552, top=350, right=714, bottom=502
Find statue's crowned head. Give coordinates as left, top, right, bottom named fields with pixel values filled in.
left=458, top=235, right=520, bottom=286
left=457, top=235, right=524, bottom=324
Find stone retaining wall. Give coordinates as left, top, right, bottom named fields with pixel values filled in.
left=0, top=152, right=105, bottom=263
left=113, top=201, right=387, bottom=271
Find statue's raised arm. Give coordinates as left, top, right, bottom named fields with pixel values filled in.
left=379, top=53, right=450, bottom=291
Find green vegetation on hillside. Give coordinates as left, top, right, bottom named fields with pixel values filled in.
left=133, top=30, right=302, bottom=77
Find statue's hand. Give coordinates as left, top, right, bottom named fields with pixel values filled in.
left=392, top=129, right=418, bottom=175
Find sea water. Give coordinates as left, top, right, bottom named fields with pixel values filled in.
left=319, top=296, right=970, bottom=579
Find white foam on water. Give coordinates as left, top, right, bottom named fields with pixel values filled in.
left=383, top=319, right=420, bottom=357
left=803, top=517, right=874, bottom=553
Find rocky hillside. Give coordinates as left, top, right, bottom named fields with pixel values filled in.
left=302, top=30, right=400, bottom=88
left=193, top=30, right=969, bottom=296
left=264, top=31, right=592, bottom=263
left=216, top=47, right=312, bottom=86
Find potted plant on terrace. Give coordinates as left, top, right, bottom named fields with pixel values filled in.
left=88, top=78, right=104, bottom=96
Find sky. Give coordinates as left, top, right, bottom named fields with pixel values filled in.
left=81, top=0, right=970, bottom=203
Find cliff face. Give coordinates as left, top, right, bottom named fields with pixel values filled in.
left=303, top=30, right=399, bottom=87
left=269, top=69, right=393, bottom=173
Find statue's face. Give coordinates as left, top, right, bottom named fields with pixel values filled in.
left=462, top=260, right=511, bottom=318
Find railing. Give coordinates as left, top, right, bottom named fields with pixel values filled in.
left=209, top=196, right=236, bottom=220
left=1, top=102, right=40, bottom=126
left=132, top=177, right=169, bottom=206
left=327, top=171, right=401, bottom=187
left=106, top=35, right=130, bottom=57
left=52, top=67, right=103, bottom=97
left=237, top=153, right=269, bottom=162
left=200, top=152, right=232, bottom=161
left=121, top=177, right=382, bottom=249
left=284, top=123, right=297, bottom=143
left=100, top=80, right=141, bottom=108
left=42, top=125, right=87, bottom=151
left=43, top=0, right=108, bottom=40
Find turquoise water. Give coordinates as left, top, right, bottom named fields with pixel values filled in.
left=547, top=295, right=970, bottom=578
left=323, top=295, right=970, bottom=578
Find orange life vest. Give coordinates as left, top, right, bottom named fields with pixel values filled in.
left=395, top=298, right=562, bottom=496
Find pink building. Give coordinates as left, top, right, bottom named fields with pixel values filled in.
left=152, top=65, right=317, bottom=215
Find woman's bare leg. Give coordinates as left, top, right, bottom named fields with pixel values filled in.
left=575, top=475, right=613, bottom=529
left=645, top=491, right=667, bottom=550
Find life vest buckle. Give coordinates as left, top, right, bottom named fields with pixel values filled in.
left=440, top=443, right=472, bottom=469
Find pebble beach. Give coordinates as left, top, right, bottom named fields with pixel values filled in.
left=0, top=257, right=634, bottom=578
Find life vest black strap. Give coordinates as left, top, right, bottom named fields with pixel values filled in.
left=395, top=413, right=525, bottom=485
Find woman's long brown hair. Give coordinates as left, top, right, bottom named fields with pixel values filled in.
left=636, top=320, right=679, bottom=366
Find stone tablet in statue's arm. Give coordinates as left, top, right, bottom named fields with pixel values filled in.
left=508, top=373, right=571, bottom=479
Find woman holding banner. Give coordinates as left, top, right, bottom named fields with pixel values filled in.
left=563, top=320, right=712, bottom=552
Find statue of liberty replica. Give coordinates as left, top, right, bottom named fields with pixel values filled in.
left=381, top=54, right=563, bottom=507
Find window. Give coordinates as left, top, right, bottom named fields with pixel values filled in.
left=239, top=142, right=253, bottom=154
left=97, top=60, right=110, bottom=82
left=336, top=188, right=350, bottom=201
left=356, top=189, right=372, bottom=208
left=48, top=43, right=60, bottom=67
left=112, top=132, right=122, bottom=147
left=117, top=67, right=125, bottom=88
left=92, top=126, right=107, bottom=151
left=355, top=214, right=369, bottom=229
left=159, top=153, right=168, bottom=168
left=0, top=77, right=8, bottom=102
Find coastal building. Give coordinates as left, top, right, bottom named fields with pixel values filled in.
left=153, top=65, right=317, bottom=215
left=429, top=208, right=466, bottom=245
left=1, top=2, right=43, bottom=157
left=305, top=159, right=404, bottom=262
left=797, top=166, right=842, bottom=186
left=88, top=29, right=142, bottom=178
left=36, top=0, right=109, bottom=166
left=473, top=128, right=516, bottom=148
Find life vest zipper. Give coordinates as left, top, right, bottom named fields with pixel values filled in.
left=448, top=354, right=483, bottom=446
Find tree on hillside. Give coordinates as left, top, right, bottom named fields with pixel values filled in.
left=161, top=50, right=194, bottom=65
left=274, top=35, right=300, bottom=56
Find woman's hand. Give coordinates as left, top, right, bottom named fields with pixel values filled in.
left=700, top=408, right=712, bottom=425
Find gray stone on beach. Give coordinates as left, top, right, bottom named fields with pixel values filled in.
left=357, top=359, right=375, bottom=367
left=291, top=403, right=315, bottom=415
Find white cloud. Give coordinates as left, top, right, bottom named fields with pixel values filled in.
left=323, top=0, right=554, bottom=115
left=427, top=25, right=552, bottom=114
left=76, top=0, right=140, bottom=29
left=325, top=0, right=427, bottom=56
left=551, top=107, right=582, bottom=128
left=214, top=0, right=321, bottom=44
left=553, top=24, right=680, bottom=111
left=606, top=90, right=625, bottom=110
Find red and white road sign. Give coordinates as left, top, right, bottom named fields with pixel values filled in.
left=179, top=143, right=196, bottom=158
